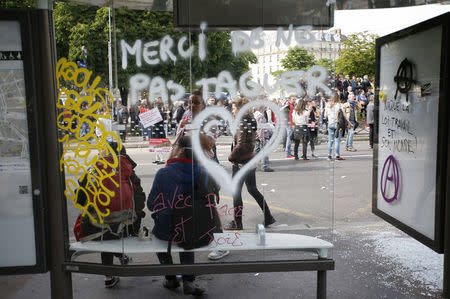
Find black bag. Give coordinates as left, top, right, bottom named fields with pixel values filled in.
left=337, top=109, right=347, bottom=129
left=168, top=172, right=221, bottom=251
left=293, top=125, right=309, bottom=142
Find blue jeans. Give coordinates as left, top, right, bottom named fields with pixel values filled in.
left=346, top=126, right=355, bottom=148
left=255, top=139, right=269, bottom=170
left=141, top=123, right=151, bottom=139
left=327, top=123, right=342, bottom=157
left=285, top=126, right=294, bottom=156
left=79, top=121, right=90, bottom=138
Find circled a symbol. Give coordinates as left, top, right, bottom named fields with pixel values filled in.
left=380, top=155, right=400, bottom=203
left=394, top=58, right=414, bottom=102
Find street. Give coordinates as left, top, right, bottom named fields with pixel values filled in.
left=2, top=137, right=444, bottom=298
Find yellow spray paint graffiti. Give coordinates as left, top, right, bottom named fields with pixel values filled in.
left=56, top=58, right=122, bottom=224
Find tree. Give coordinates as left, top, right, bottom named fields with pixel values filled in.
left=53, top=3, right=256, bottom=103
left=0, top=1, right=35, bottom=9
left=315, top=58, right=335, bottom=74
left=280, top=46, right=316, bottom=71
left=335, top=32, right=377, bottom=77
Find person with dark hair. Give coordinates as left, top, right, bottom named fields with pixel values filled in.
left=173, top=91, right=229, bottom=260
left=325, top=93, right=345, bottom=161
left=307, top=100, right=320, bottom=158
left=75, top=141, right=137, bottom=288
left=147, top=136, right=205, bottom=296
left=292, top=99, right=312, bottom=161
left=226, top=98, right=276, bottom=230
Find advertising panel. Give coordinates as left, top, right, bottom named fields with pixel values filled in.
left=373, top=14, right=449, bottom=252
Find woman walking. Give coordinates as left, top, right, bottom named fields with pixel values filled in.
left=226, top=98, right=276, bottom=230
left=325, top=93, right=345, bottom=160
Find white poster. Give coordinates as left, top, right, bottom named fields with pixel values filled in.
left=377, top=25, right=441, bottom=240
left=139, top=107, right=163, bottom=128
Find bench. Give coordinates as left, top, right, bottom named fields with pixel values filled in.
left=70, top=225, right=333, bottom=260
left=68, top=226, right=334, bottom=298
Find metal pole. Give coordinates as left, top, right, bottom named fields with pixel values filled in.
left=443, top=118, right=450, bottom=298
left=112, top=6, right=118, bottom=90
left=31, top=8, right=73, bottom=299
left=108, top=7, right=113, bottom=95
left=317, top=270, right=327, bottom=299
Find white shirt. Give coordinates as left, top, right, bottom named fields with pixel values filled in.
left=325, top=103, right=340, bottom=125
left=292, top=109, right=309, bottom=126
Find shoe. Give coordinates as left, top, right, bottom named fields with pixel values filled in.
left=264, top=216, right=276, bottom=227
left=312, top=153, right=318, bottom=158
left=302, top=157, right=309, bottom=161
left=345, top=147, right=350, bottom=151
left=286, top=155, right=294, bottom=158
left=105, top=276, right=120, bottom=288
left=336, top=156, right=345, bottom=160
left=163, top=278, right=180, bottom=289
left=369, top=145, right=373, bottom=149
left=208, top=250, right=230, bottom=260
left=349, top=147, right=357, bottom=152
left=183, top=281, right=205, bottom=296
left=294, top=157, right=299, bottom=161
left=120, top=255, right=132, bottom=265
left=327, top=155, right=333, bottom=161
left=263, top=168, right=274, bottom=172
left=224, top=220, right=243, bottom=230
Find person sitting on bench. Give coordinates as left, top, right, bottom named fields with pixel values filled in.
left=147, top=136, right=205, bottom=296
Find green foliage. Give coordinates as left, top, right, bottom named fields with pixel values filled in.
left=54, top=3, right=256, bottom=101
left=270, top=70, right=284, bottom=78
left=335, top=32, right=377, bottom=77
left=0, top=0, right=35, bottom=9
left=315, top=58, right=335, bottom=73
left=281, top=46, right=316, bottom=71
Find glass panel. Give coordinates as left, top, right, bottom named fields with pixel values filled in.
left=0, top=20, right=37, bottom=267
left=59, top=0, right=335, bottom=268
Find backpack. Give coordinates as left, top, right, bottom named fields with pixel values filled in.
left=73, top=158, right=138, bottom=243
left=168, top=172, right=221, bottom=251
left=73, top=214, right=85, bottom=241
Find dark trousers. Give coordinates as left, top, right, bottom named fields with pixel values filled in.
left=95, top=232, right=126, bottom=266
left=309, top=130, right=317, bottom=152
left=294, top=139, right=307, bottom=159
left=232, top=164, right=271, bottom=220
left=369, top=124, right=374, bottom=147
left=92, top=219, right=141, bottom=266
left=156, top=252, right=195, bottom=282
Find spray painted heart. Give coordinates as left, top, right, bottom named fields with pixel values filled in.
left=191, top=100, right=286, bottom=195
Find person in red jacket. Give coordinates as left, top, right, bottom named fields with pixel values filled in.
left=78, top=141, right=136, bottom=288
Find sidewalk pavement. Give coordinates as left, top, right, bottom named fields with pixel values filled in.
left=1, top=221, right=443, bottom=299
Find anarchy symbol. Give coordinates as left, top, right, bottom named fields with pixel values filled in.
left=380, top=155, right=400, bottom=203
left=394, top=58, right=414, bottom=102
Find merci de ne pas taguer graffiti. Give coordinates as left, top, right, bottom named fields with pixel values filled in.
left=121, top=24, right=333, bottom=105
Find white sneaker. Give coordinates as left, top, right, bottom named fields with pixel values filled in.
left=208, top=250, right=230, bottom=260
